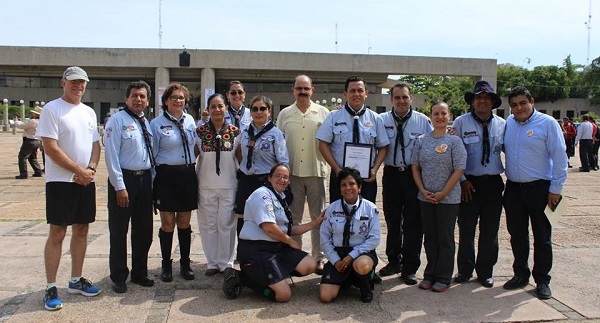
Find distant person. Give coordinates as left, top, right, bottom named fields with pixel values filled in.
left=225, top=80, right=252, bottom=131
left=36, top=66, right=101, bottom=311
left=276, top=74, right=330, bottom=274
left=561, top=117, right=576, bottom=168
left=15, top=106, right=44, bottom=179
left=104, top=81, right=155, bottom=293
left=378, top=82, right=432, bottom=285
left=319, top=167, right=381, bottom=303
left=150, top=83, right=198, bottom=282
left=591, top=117, right=600, bottom=170
left=503, top=86, right=567, bottom=300
left=452, top=81, right=506, bottom=288
left=574, top=114, right=594, bottom=172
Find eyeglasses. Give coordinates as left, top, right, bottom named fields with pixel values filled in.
left=294, top=86, right=312, bottom=92
left=168, top=96, right=186, bottom=102
left=272, top=174, right=290, bottom=181
left=251, top=106, right=268, bottom=112
left=229, top=90, right=245, bottom=96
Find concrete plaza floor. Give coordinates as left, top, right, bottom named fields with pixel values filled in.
left=0, top=131, right=599, bottom=323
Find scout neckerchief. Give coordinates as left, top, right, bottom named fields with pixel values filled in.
left=163, top=111, right=193, bottom=166
left=228, top=105, right=245, bottom=128
left=123, top=107, right=155, bottom=168
left=471, top=111, right=493, bottom=166
left=342, top=197, right=363, bottom=248
left=207, top=120, right=227, bottom=175
left=246, top=121, right=275, bottom=170
left=344, top=103, right=367, bottom=143
left=263, top=182, right=293, bottom=235
left=391, top=108, right=413, bottom=166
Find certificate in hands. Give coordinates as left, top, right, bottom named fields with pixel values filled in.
left=343, top=143, right=373, bottom=179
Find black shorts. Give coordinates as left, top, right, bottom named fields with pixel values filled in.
left=238, top=239, right=308, bottom=286
left=46, top=182, right=96, bottom=225
left=154, top=165, right=198, bottom=212
left=320, top=249, right=378, bottom=287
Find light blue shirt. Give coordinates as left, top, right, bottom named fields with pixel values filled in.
left=381, top=109, right=432, bottom=167
left=150, top=111, right=197, bottom=166
left=452, top=113, right=505, bottom=176
left=316, top=106, right=390, bottom=168
left=104, top=110, right=152, bottom=191
left=504, top=109, right=568, bottom=194
left=225, top=105, right=252, bottom=133
left=240, top=186, right=289, bottom=242
left=239, top=122, right=289, bottom=175
left=320, top=197, right=381, bottom=264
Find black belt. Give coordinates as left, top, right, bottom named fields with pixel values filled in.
left=23, top=137, right=40, bottom=141
left=507, top=179, right=549, bottom=187
left=385, top=164, right=411, bottom=172
left=239, top=239, right=283, bottom=247
left=466, top=174, right=501, bottom=181
left=122, top=169, right=150, bottom=176
left=157, top=164, right=195, bottom=170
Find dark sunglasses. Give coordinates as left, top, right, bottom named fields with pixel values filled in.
left=251, top=106, right=268, bottom=112
left=229, top=90, right=245, bottom=96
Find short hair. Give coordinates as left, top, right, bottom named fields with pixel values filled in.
left=227, top=80, right=245, bottom=92
left=389, top=82, right=413, bottom=97
left=161, top=83, right=190, bottom=110
left=337, top=167, right=363, bottom=188
left=126, top=80, right=151, bottom=99
left=268, top=163, right=290, bottom=177
left=508, top=86, right=534, bottom=103
left=207, top=93, right=229, bottom=108
left=344, top=76, right=366, bottom=92
left=294, top=74, right=313, bottom=87
left=248, top=95, right=273, bottom=110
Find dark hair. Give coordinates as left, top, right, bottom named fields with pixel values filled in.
left=161, top=83, right=190, bottom=110
left=268, top=163, right=290, bottom=177
left=337, top=167, right=363, bottom=188
left=389, top=82, right=413, bottom=97
left=507, top=86, right=534, bottom=103
left=207, top=93, right=229, bottom=108
left=344, top=76, right=366, bottom=92
left=431, top=99, right=448, bottom=108
left=227, top=80, right=245, bottom=92
left=248, top=95, right=273, bottom=110
left=126, top=80, right=151, bottom=99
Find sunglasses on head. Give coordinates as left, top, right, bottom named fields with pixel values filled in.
left=229, top=90, right=245, bottom=96
left=251, top=106, right=268, bottom=112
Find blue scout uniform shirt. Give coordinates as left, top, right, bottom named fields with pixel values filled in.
left=150, top=111, right=197, bottom=166
left=239, top=186, right=289, bottom=242
left=316, top=105, right=390, bottom=168
left=452, top=113, right=506, bottom=176
left=104, top=109, right=152, bottom=191
left=381, top=108, right=432, bottom=167
left=504, top=109, right=568, bottom=194
left=320, top=197, right=381, bottom=264
left=239, top=122, right=289, bottom=175
left=225, top=105, right=252, bottom=133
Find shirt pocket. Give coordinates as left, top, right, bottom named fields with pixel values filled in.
left=385, top=126, right=395, bottom=139
left=331, top=217, right=346, bottom=236
left=333, top=125, right=350, bottom=135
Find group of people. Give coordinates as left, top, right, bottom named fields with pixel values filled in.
left=570, top=114, right=599, bottom=172
left=37, top=66, right=568, bottom=311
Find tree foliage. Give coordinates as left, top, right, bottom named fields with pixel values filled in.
left=397, top=75, right=473, bottom=117
left=581, top=56, right=600, bottom=106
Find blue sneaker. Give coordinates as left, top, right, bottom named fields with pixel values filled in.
left=67, top=277, right=101, bottom=297
left=43, top=286, right=63, bottom=311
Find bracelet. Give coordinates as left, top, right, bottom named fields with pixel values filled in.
left=87, top=166, right=96, bottom=173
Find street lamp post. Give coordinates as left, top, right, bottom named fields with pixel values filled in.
left=336, top=98, right=342, bottom=108
left=20, top=100, right=25, bottom=120
left=331, top=97, right=336, bottom=109
left=3, top=98, right=8, bottom=132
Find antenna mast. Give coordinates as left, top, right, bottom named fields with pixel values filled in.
left=335, top=22, right=338, bottom=53
left=159, top=0, right=163, bottom=49
left=586, top=0, right=592, bottom=65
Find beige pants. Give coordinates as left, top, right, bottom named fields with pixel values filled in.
left=289, top=175, right=326, bottom=261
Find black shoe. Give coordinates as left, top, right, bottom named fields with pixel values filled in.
left=131, top=276, right=155, bottom=287
left=401, top=274, right=418, bottom=285
left=579, top=169, right=590, bottom=172
left=32, top=173, right=44, bottom=177
left=503, top=276, right=529, bottom=290
left=453, top=273, right=472, bottom=283
left=479, top=277, right=494, bottom=288
left=15, top=175, right=28, bottom=179
left=161, top=259, right=173, bottom=282
left=223, top=267, right=242, bottom=299
left=180, top=258, right=195, bottom=280
left=372, top=273, right=383, bottom=284
left=111, top=281, right=127, bottom=293
left=360, top=289, right=373, bottom=303
left=536, top=283, right=552, bottom=299
left=379, top=263, right=401, bottom=277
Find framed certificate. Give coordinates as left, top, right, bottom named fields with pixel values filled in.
left=343, top=143, right=373, bottom=179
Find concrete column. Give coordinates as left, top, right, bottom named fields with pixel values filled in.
left=154, top=67, right=170, bottom=117
left=200, top=68, right=215, bottom=112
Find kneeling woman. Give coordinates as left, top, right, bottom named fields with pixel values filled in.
left=224, top=163, right=323, bottom=302
left=319, top=167, right=381, bottom=303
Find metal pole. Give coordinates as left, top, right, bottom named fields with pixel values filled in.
left=3, top=99, right=8, bottom=132
left=20, top=100, right=25, bottom=120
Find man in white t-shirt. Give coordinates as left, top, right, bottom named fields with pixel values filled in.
left=36, top=66, right=101, bottom=311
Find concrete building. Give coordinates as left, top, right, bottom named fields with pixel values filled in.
left=1, top=46, right=497, bottom=124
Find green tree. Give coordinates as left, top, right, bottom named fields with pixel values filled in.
left=528, top=66, right=569, bottom=102
left=497, top=64, right=530, bottom=97
left=562, top=55, right=587, bottom=98
left=581, top=56, right=600, bottom=106
left=397, top=75, right=473, bottom=117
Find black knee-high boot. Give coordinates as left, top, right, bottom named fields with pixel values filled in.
left=159, top=229, right=173, bottom=282
left=178, top=227, right=195, bottom=280
left=358, top=272, right=374, bottom=303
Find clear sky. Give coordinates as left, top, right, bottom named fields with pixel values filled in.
left=1, top=0, right=597, bottom=69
